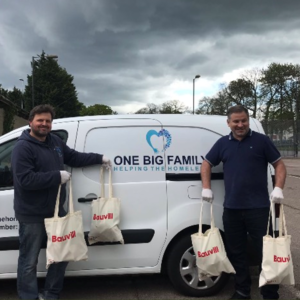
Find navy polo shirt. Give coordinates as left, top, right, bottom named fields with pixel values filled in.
left=205, top=129, right=281, bottom=209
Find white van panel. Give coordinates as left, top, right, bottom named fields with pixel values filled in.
left=70, top=119, right=168, bottom=269
left=162, top=126, right=225, bottom=239
left=0, top=130, right=24, bottom=243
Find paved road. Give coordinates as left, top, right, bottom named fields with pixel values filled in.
left=280, top=159, right=300, bottom=299
left=0, top=158, right=299, bottom=300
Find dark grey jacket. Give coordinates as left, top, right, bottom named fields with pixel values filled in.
left=12, top=129, right=103, bottom=222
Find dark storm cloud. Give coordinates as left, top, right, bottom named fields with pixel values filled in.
left=1, top=0, right=300, bottom=112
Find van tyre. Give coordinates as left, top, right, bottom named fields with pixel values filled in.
left=166, top=234, right=229, bottom=297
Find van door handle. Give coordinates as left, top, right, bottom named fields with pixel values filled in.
left=78, top=197, right=97, bottom=203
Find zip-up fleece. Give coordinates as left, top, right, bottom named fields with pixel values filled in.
left=12, top=129, right=103, bottom=223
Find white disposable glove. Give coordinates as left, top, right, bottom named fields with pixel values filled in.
left=201, top=188, right=214, bottom=203
left=270, top=187, right=284, bottom=204
left=60, top=171, right=71, bottom=184
left=102, top=155, right=112, bottom=169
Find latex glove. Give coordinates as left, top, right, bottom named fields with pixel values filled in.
left=201, top=188, right=214, bottom=203
left=60, top=171, right=71, bottom=184
left=270, top=187, right=284, bottom=204
left=102, top=155, right=112, bottom=169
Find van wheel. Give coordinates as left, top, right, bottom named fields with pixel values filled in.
left=166, top=234, right=229, bottom=297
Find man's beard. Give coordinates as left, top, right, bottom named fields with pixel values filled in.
left=31, top=127, right=49, bottom=138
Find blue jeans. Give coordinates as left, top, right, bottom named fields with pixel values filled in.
left=223, top=208, right=279, bottom=299
left=17, top=222, right=68, bottom=299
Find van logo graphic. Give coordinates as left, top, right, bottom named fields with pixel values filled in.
left=146, top=129, right=172, bottom=153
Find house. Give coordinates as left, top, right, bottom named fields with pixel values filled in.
left=0, top=95, right=28, bottom=135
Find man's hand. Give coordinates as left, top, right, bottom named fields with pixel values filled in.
left=201, top=188, right=214, bottom=203
left=102, top=156, right=112, bottom=169
left=270, top=187, right=284, bottom=203
left=60, top=171, right=71, bottom=184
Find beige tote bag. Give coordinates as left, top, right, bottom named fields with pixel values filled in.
left=88, top=167, right=124, bottom=245
left=44, top=180, right=88, bottom=268
left=191, top=201, right=235, bottom=280
left=259, top=203, right=295, bottom=286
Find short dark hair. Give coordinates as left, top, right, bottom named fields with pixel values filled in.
left=227, top=105, right=249, bottom=120
left=28, top=104, right=55, bottom=122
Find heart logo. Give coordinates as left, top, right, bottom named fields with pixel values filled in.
left=146, top=129, right=172, bottom=153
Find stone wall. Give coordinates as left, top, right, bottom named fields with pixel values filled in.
left=0, top=108, right=28, bottom=135
left=13, top=114, right=28, bottom=129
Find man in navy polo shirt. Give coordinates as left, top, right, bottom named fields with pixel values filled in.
left=201, top=105, right=286, bottom=300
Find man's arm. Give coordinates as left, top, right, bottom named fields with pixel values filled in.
left=272, top=159, right=287, bottom=189
left=270, top=159, right=287, bottom=203
left=62, top=142, right=103, bottom=167
left=200, top=160, right=214, bottom=202
left=201, top=160, right=213, bottom=189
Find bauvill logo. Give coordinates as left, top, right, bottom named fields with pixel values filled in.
left=197, top=246, right=219, bottom=258
left=93, top=213, right=113, bottom=220
left=52, top=231, right=76, bottom=242
left=274, top=255, right=290, bottom=263
left=146, top=129, right=172, bottom=153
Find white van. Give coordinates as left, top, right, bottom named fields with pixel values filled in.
left=0, top=114, right=273, bottom=297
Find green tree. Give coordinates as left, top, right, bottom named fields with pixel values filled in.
left=226, top=79, right=253, bottom=104
left=225, top=69, right=263, bottom=118
left=0, top=85, right=22, bottom=134
left=260, top=63, right=300, bottom=141
left=135, top=103, right=160, bottom=114
left=135, top=101, right=187, bottom=114
left=159, top=100, right=187, bottom=114
left=24, top=51, right=83, bottom=118
left=0, top=84, right=8, bottom=97
left=7, top=87, right=24, bottom=108
left=80, top=104, right=116, bottom=116
left=260, top=63, right=293, bottom=120
left=196, top=88, right=234, bottom=116
left=135, top=107, right=149, bottom=114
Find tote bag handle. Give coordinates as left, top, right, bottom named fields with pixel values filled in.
left=266, top=203, right=287, bottom=238
left=100, top=167, right=113, bottom=198
left=198, top=200, right=215, bottom=235
left=53, top=179, right=75, bottom=219
left=279, top=204, right=287, bottom=237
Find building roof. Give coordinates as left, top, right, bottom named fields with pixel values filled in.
left=0, top=95, right=29, bottom=119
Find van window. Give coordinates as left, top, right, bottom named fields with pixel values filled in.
left=0, top=139, right=17, bottom=189
left=51, top=130, right=68, bottom=142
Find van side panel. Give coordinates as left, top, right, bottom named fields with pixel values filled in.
left=161, top=126, right=225, bottom=246
left=71, top=119, right=168, bottom=270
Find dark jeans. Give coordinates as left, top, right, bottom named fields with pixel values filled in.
left=223, top=208, right=279, bottom=299
left=17, top=222, right=68, bottom=300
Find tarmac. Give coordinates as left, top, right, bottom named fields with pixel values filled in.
left=278, top=158, right=300, bottom=299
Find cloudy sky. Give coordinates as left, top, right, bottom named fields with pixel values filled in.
left=0, top=0, right=299, bottom=114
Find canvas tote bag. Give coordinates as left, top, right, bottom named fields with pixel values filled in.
left=44, top=180, right=88, bottom=268
left=259, top=203, right=295, bottom=286
left=191, top=201, right=235, bottom=280
left=88, top=167, right=124, bottom=245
